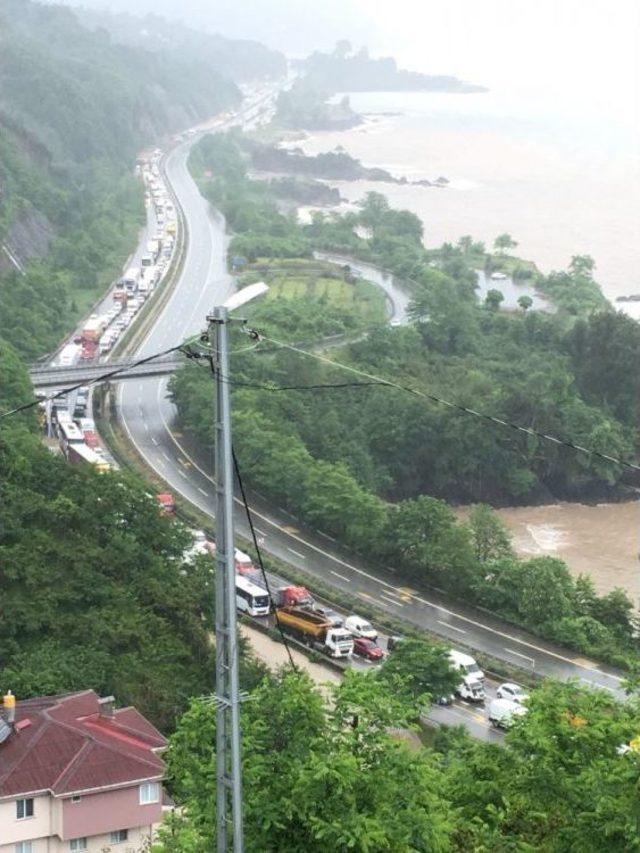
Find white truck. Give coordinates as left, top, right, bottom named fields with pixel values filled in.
left=448, top=650, right=486, bottom=702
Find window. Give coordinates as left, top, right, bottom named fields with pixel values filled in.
left=71, top=795, right=82, bottom=804
left=110, top=830, right=128, bottom=844
left=70, top=840, right=87, bottom=852
left=16, top=798, right=34, bottom=819
left=139, top=781, right=160, bottom=804
left=15, top=843, right=33, bottom=853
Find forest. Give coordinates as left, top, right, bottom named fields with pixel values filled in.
left=154, top=663, right=640, bottom=851
left=0, top=0, right=282, bottom=359
left=171, top=132, right=640, bottom=667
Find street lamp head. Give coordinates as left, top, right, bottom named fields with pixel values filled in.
left=223, top=282, right=269, bottom=312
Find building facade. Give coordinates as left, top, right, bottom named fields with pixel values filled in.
left=0, top=691, right=168, bottom=852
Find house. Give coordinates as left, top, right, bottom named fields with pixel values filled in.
left=0, top=690, right=168, bottom=852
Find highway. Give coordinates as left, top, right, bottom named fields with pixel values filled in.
left=107, top=86, right=627, bottom=737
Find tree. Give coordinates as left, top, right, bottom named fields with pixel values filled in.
left=380, top=638, right=460, bottom=704
left=158, top=670, right=452, bottom=852
left=493, top=233, right=518, bottom=253
left=468, top=504, right=513, bottom=563
left=517, top=294, right=533, bottom=311
left=569, top=254, right=596, bottom=277
left=485, top=288, right=504, bottom=311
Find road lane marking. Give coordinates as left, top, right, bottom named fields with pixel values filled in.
left=380, top=593, right=403, bottom=607
left=287, top=547, right=306, bottom=560
left=151, top=437, right=158, bottom=446
left=437, top=620, right=466, bottom=634
left=197, top=487, right=209, bottom=496
left=162, top=452, right=170, bottom=461
left=330, top=571, right=350, bottom=582
left=318, top=532, right=337, bottom=543
left=380, top=590, right=404, bottom=602
left=505, top=649, right=535, bottom=666
left=178, top=470, right=188, bottom=478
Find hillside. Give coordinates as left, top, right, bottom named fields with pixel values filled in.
left=0, top=0, right=282, bottom=359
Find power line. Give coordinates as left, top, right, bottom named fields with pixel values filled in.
left=243, top=332, right=640, bottom=475
left=0, top=345, right=186, bottom=422
left=231, top=445, right=298, bottom=673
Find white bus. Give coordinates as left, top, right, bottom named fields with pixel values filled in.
left=58, top=420, right=84, bottom=455
left=121, top=266, right=139, bottom=293
left=235, top=576, right=270, bottom=617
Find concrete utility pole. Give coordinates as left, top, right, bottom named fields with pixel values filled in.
left=209, top=283, right=267, bottom=853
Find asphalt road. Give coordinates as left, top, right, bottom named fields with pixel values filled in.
left=112, top=88, right=626, bottom=733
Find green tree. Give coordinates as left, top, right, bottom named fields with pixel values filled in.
left=380, top=638, right=459, bottom=705
left=493, top=233, right=518, bottom=253
left=517, top=294, right=533, bottom=311
left=485, top=288, right=504, bottom=311
left=468, top=504, right=513, bottom=563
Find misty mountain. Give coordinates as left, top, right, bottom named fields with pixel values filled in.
left=54, top=0, right=376, bottom=55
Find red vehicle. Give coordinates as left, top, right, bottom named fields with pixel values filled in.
left=83, top=429, right=100, bottom=448
left=352, top=637, right=384, bottom=662
left=157, top=493, right=176, bottom=515
left=81, top=340, right=98, bottom=360
left=277, top=585, right=313, bottom=608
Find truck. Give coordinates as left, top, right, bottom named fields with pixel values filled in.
left=146, top=238, right=161, bottom=261
left=276, top=585, right=313, bottom=607
left=157, top=493, right=176, bottom=515
left=276, top=606, right=354, bottom=658
left=67, top=442, right=111, bottom=473
left=121, top=266, right=140, bottom=293
left=448, top=650, right=486, bottom=702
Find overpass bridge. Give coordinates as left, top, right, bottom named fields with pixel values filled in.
left=29, top=353, right=185, bottom=390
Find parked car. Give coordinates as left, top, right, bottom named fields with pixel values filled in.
left=496, top=683, right=529, bottom=704
left=352, top=637, right=384, bottom=662
left=488, top=698, right=528, bottom=729
left=344, top=615, right=378, bottom=640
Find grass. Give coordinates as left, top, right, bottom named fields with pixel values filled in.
left=251, top=258, right=388, bottom=326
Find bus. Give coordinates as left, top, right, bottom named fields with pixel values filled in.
left=58, top=420, right=85, bottom=455
left=235, top=576, right=270, bottom=617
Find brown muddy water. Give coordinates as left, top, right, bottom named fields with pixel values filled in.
left=492, top=501, right=640, bottom=602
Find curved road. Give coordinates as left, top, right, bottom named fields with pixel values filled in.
left=116, top=99, right=625, bottom=705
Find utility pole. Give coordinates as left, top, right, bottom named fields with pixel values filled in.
left=210, top=304, right=244, bottom=853
left=208, top=283, right=267, bottom=853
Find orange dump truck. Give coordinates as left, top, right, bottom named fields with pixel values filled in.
left=275, top=606, right=353, bottom=659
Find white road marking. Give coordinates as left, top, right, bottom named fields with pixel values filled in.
left=330, top=571, right=350, bottom=582
left=151, top=437, right=158, bottom=446
left=380, top=592, right=403, bottom=607
left=162, top=452, right=170, bottom=461
left=505, top=648, right=535, bottom=665
left=437, top=620, right=466, bottom=634
left=197, top=487, right=208, bottom=496
left=318, top=531, right=337, bottom=543
left=287, top=547, right=306, bottom=560
left=178, top=470, right=188, bottom=478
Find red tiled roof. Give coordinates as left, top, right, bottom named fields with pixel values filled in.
left=0, top=691, right=166, bottom=798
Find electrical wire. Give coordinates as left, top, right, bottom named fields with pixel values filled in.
left=231, top=443, right=298, bottom=673
left=0, top=344, right=186, bottom=421
left=243, top=332, right=640, bottom=475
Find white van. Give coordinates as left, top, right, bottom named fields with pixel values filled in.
left=488, top=698, right=527, bottom=729
left=448, top=650, right=485, bottom=702
left=345, top=615, right=378, bottom=640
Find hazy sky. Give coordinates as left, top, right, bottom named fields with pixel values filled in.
left=355, top=0, right=639, bottom=121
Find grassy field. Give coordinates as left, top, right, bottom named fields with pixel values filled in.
left=244, top=259, right=388, bottom=326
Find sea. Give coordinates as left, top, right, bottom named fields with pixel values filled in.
left=288, top=87, right=640, bottom=318
left=286, top=89, right=640, bottom=598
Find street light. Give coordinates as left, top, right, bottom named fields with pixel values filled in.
left=208, top=281, right=267, bottom=853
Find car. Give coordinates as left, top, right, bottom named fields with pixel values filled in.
left=344, top=615, right=378, bottom=640
left=309, top=605, right=344, bottom=628
left=488, top=698, right=528, bottom=729
left=496, top=683, right=529, bottom=704
left=352, top=637, right=384, bottom=662
left=386, top=635, right=404, bottom=652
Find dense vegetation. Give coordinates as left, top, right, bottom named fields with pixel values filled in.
left=0, top=343, right=265, bottom=731
left=0, top=0, right=281, bottom=359
left=155, top=662, right=640, bottom=851
left=172, top=132, right=640, bottom=666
